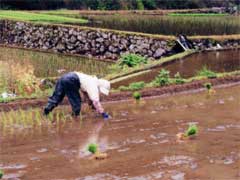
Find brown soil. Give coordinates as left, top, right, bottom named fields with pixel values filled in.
left=1, top=75, right=240, bottom=112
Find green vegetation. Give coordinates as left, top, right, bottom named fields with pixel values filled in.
left=153, top=69, right=170, bottom=86
left=0, top=170, right=3, bottom=178
left=185, top=124, right=198, bottom=136
left=137, top=0, right=145, bottom=10
left=88, top=143, right=98, bottom=154
left=119, top=54, right=147, bottom=68
left=133, top=91, right=141, bottom=101
left=174, top=72, right=186, bottom=84
left=0, top=0, right=238, bottom=10
left=108, top=51, right=193, bottom=81
left=0, top=11, right=88, bottom=24
left=204, top=82, right=212, bottom=90
left=169, top=13, right=229, bottom=16
left=0, top=47, right=110, bottom=99
left=197, top=67, right=217, bottom=79
left=119, top=81, right=145, bottom=91
left=116, top=69, right=240, bottom=93
left=85, top=14, right=240, bottom=35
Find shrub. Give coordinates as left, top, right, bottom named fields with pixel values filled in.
left=174, top=72, right=186, bottom=84
left=133, top=91, right=141, bottom=101
left=197, top=67, right=217, bottom=79
left=119, top=53, right=147, bottom=68
left=153, top=69, right=170, bottom=86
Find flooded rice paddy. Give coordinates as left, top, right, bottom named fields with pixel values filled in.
left=0, top=84, right=240, bottom=179
left=113, top=49, right=240, bottom=88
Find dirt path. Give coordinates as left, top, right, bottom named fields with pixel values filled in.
left=0, top=84, right=240, bottom=179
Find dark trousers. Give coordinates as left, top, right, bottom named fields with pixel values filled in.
left=44, top=72, right=81, bottom=116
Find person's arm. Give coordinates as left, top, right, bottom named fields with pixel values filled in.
left=84, top=84, right=106, bottom=115
left=92, top=100, right=104, bottom=114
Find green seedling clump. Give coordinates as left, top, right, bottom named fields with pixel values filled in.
left=0, top=170, right=3, bottom=178
left=153, top=69, right=170, bottom=86
left=119, top=53, right=147, bottom=68
left=204, top=82, right=212, bottom=90
left=185, top=124, right=198, bottom=137
left=197, top=67, right=217, bottom=79
left=133, top=91, right=141, bottom=101
left=88, top=143, right=98, bottom=154
left=174, top=72, right=186, bottom=84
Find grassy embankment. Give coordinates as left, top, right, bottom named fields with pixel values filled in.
left=0, top=10, right=88, bottom=24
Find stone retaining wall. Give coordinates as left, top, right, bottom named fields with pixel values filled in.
left=0, top=20, right=173, bottom=60
left=0, top=20, right=239, bottom=61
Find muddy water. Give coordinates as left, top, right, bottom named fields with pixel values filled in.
left=1, top=85, right=240, bottom=179
left=0, top=47, right=110, bottom=92
left=113, top=49, right=240, bottom=88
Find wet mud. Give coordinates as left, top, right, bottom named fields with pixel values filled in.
left=0, top=84, right=240, bottom=179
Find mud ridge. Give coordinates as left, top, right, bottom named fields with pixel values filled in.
left=1, top=75, right=240, bottom=111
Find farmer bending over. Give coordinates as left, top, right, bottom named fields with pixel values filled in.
left=43, top=72, right=110, bottom=120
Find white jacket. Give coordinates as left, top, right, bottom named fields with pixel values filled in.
left=74, top=72, right=110, bottom=113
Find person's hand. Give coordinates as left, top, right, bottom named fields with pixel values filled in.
left=101, top=112, right=109, bottom=120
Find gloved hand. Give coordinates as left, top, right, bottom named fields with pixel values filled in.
left=102, top=112, right=109, bottom=120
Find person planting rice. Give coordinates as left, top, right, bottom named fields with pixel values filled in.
left=43, top=72, right=110, bottom=120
